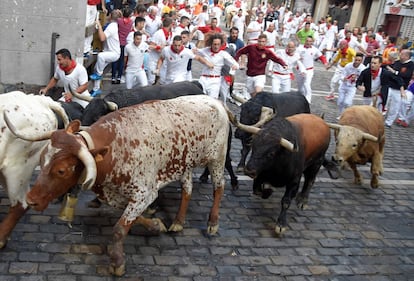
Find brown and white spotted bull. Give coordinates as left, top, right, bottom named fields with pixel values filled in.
left=5, top=95, right=229, bottom=276
left=328, top=105, right=385, bottom=188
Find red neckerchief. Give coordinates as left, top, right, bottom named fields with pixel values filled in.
left=286, top=50, right=293, bottom=56
left=257, top=20, right=263, bottom=24
left=345, top=37, right=351, bottom=43
left=59, top=60, right=76, bottom=74
left=171, top=45, right=184, bottom=54
left=149, top=14, right=155, bottom=20
left=162, top=27, right=171, bottom=41
left=179, top=23, right=186, bottom=29
left=210, top=44, right=226, bottom=56
left=371, top=68, right=380, bottom=80
left=365, top=35, right=369, bottom=43
left=304, top=45, right=311, bottom=49
left=123, top=17, right=132, bottom=25
left=340, top=47, right=348, bottom=56
left=386, top=43, right=395, bottom=48
left=327, top=25, right=331, bottom=30
left=287, top=18, right=292, bottom=22
left=266, top=28, right=273, bottom=32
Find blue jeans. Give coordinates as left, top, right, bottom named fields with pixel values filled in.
left=111, top=45, right=125, bottom=80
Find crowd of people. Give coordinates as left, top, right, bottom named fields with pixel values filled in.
left=43, top=0, right=414, bottom=128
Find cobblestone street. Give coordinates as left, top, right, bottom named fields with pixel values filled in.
left=1, top=58, right=414, bottom=281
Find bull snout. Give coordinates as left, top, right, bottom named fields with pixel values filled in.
left=26, top=193, right=49, bottom=212
left=332, top=154, right=344, bottom=165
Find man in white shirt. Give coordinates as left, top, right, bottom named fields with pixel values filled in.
left=271, top=41, right=305, bottom=93
left=156, top=35, right=213, bottom=85
left=197, top=33, right=239, bottom=99
left=318, top=19, right=338, bottom=62
left=231, top=9, right=245, bottom=41
left=145, top=6, right=163, bottom=37
left=89, top=10, right=121, bottom=97
left=124, top=31, right=150, bottom=89
left=246, top=12, right=265, bottom=44
left=40, top=48, right=90, bottom=108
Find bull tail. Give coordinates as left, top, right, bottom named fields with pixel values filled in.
left=322, top=157, right=339, bottom=179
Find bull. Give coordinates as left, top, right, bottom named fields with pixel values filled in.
left=0, top=91, right=69, bottom=248
left=328, top=105, right=385, bottom=188
left=228, top=111, right=334, bottom=235
left=233, top=92, right=311, bottom=171
left=73, top=81, right=239, bottom=190
left=6, top=95, right=229, bottom=276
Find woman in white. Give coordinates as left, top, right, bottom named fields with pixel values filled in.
left=124, top=31, right=149, bottom=89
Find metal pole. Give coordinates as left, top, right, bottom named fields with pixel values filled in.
left=50, top=32, right=60, bottom=78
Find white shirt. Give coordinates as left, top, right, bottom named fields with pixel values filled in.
left=246, top=20, right=264, bottom=41
left=231, top=14, right=245, bottom=31
left=145, top=15, right=162, bottom=36
left=297, top=45, right=324, bottom=69
left=160, top=46, right=196, bottom=83
left=195, top=12, right=209, bottom=26
left=273, top=49, right=305, bottom=74
left=54, top=63, right=90, bottom=107
left=148, top=28, right=172, bottom=61
left=341, top=62, right=366, bottom=87
left=263, top=30, right=279, bottom=48
left=125, top=41, right=149, bottom=73
left=104, top=22, right=121, bottom=55
left=126, top=30, right=148, bottom=45
left=198, top=48, right=238, bottom=76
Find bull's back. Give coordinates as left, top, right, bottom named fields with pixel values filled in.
left=256, top=92, right=311, bottom=116
left=287, top=114, right=330, bottom=161
left=339, top=106, right=384, bottom=137
left=92, top=95, right=229, bottom=182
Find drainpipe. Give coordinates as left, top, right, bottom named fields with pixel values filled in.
left=50, top=32, right=60, bottom=78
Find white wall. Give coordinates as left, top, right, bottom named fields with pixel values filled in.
left=0, top=0, right=86, bottom=85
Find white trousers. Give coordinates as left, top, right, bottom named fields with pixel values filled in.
left=398, top=90, right=414, bottom=122
left=84, top=5, right=97, bottom=54
left=199, top=76, right=221, bottom=99
left=337, top=84, right=356, bottom=115
left=271, top=74, right=291, bottom=93
left=330, top=65, right=344, bottom=94
left=125, top=70, right=148, bottom=89
left=296, top=69, right=313, bottom=104
left=385, top=88, right=402, bottom=126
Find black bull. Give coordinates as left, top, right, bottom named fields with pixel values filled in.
left=234, top=92, right=311, bottom=171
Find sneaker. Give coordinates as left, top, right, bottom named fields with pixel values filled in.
left=400, top=121, right=409, bottom=127
left=90, top=73, right=102, bottom=80
left=325, top=94, right=335, bottom=101
left=116, top=79, right=121, bottom=84
left=396, top=119, right=402, bottom=125
left=90, top=89, right=102, bottom=97
left=111, top=78, right=116, bottom=84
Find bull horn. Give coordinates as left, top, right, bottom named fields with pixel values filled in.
left=230, top=93, right=248, bottom=104
left=69, top=85, right=118, bottom=111
left=280, top=137, right=295, bottom=152
left=224, top=106, right=261, bottom=134
left=327, top=123, right=342, bottom=130
left=77, top=145, right=97, bottom=190
left=3, top=110, right=53, bottom=141
left=252, top=106, right=275, bottom=127
left=361, top=132, right=378, bottom=142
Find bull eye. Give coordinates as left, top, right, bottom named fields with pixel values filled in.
left=57, top=168, right=66, bottom=176
left=352, top=143, right=357, bottom=149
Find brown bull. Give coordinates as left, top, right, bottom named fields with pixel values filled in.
left=328, top=105, right=385, bottom=188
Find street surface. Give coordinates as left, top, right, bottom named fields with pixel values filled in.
left=1, top=49, right=414, bottom=281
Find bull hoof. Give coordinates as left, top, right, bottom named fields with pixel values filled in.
left=354, top=177, right=363, bottom=185
left=370, top=178, right=379, bottom=189
left=236, top=166, right=244, bottom=173
left=152, top=218, right=167, bottom=233
left=109, top=263, right=125, bottom=276
left=207, top=223, right=219, bottom=235
left=168, top=222, right=183, bottom=232
left=231, top=179, right=239, bottom=191
left=274, top=225, right=288, bottom=236
left=296, top=196, right=308, bottom=210
left=0, top=238, right=7, bottom=249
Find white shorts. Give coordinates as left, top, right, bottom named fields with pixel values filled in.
left=246, top=75, right=266, bottom=94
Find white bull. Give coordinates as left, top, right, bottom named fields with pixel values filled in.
left=0, top=91, right=69, bottom=248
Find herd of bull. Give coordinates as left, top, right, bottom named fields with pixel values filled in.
left=0, top=81, right=385, bottom=276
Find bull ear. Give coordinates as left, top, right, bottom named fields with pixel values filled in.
left=361, top=132, right=378, bottom=142
left=66, top=120, right=81, bottom=134
left=280, top=137, right=295, bottom=152
left=90, top=146, right=110, bottom=162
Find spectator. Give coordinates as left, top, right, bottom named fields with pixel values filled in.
left=235, top=33, right=287, bottom=98
left=124, top=31, right=149, bottom=89
left=90, top=9, right=122, bottom=97
left=84, top=0, right=107, bottom=56
left=39, top=48, right=90, bottom=108
left=111, top=7, right=133, bottom=84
